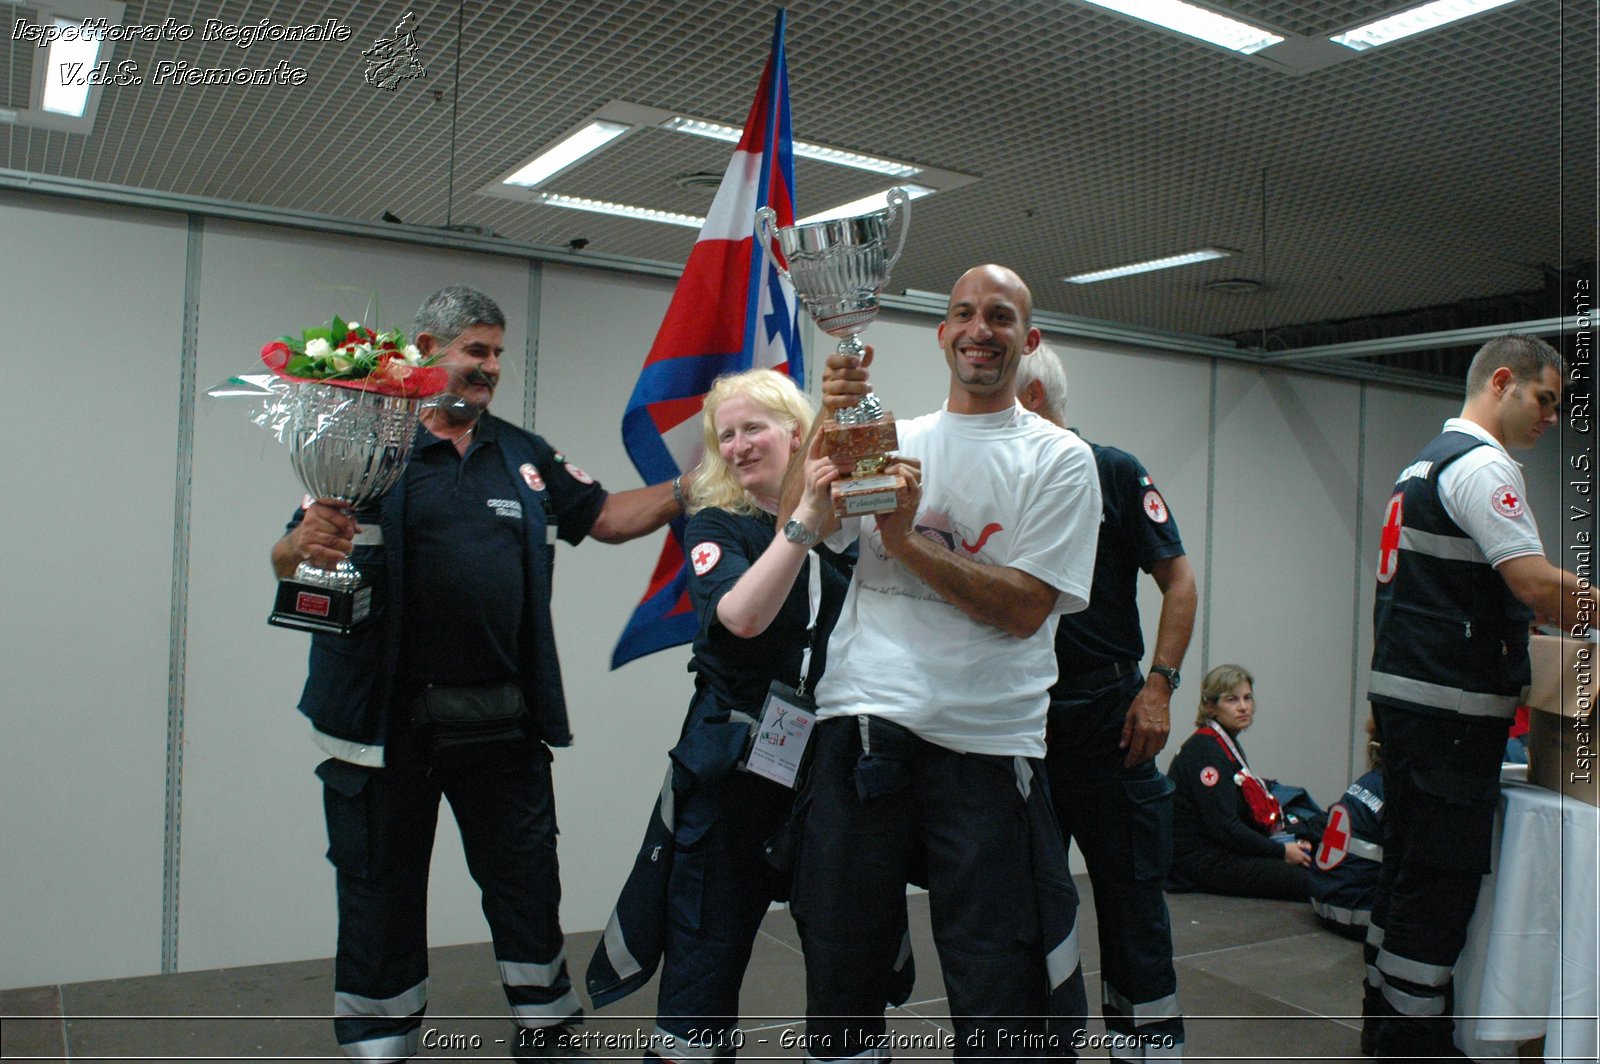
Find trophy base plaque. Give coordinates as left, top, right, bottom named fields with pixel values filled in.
left=832, top=472, right=910, bottom=518
left=821, top=414, right=898, bottom=465
left=270, top=579, right=373, bottom=635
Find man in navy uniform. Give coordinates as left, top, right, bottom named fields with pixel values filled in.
left=272, top=286, right=685, bottom=1062
left=1017, top=343, right=1195, bottom=1060
left=1363, top=334, right=1594, bottom=1060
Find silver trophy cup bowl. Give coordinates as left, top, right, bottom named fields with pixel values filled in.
left=270, top=382, right=427, bottom=633
left=756, top=186, right=910, bottom=363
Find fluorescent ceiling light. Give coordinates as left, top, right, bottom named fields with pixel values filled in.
left=537, top=192, right=705, bottom=229
left=1064, top=247, right=1233, bottom=284
left=795, top=184, right=935, bottom=225
left=501, top=120, right=631, bottom=188
left=42, top=19, right=102, bottom=117
left=660, top=116, right=922, bottom=178
left=1080, top=0, right=1283, bottom=54
left=1330, top=0, right=1519, bottom=50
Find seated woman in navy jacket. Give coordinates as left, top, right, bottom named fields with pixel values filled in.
left=1166, top=664, right=1311, bottom=901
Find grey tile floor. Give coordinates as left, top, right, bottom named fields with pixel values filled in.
left=1, top=882, right=1369, bottom=1062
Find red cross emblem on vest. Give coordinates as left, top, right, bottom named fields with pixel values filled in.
left=1316, top=803, right=1351, bottom=870
left=1377, top=493, right=1403, bottom=584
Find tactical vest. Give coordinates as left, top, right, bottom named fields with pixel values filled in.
left=1368, top=431, right=1532, bottom=720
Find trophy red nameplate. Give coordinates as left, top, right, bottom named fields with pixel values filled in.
left=270, top=579, right=374, bottom=635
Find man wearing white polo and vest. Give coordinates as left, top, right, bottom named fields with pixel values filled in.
left=1362, top=334, right=1595, bottom=1061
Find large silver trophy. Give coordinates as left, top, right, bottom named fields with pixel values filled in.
left=758, top=188, right=911, bottom=517
left=268, top=383, right=430, bottom=634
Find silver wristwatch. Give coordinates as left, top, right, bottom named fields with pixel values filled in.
left=1149, top=664, right=1181, bottom=691
left=783, top=518, right=822, bottom=548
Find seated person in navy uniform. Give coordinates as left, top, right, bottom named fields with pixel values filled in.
left=1309, top=719, right=1386, bottom=937
left=1167, top=664, right=1311, bottom=901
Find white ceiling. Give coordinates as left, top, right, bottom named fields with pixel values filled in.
left=3, top=0, right=1593, bottom=383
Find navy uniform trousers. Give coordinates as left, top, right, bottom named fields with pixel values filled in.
left=1046, top=670, right=1184, bottom=1060
left=792, top=715, right=1087, bottom=1062
left=1364, top=705, right=1506, bottom=1062
left=652, top=769, right=794, bottom=1060
left=319, top=742, right=581, bottom=1061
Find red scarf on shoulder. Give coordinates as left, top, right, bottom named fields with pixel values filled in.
left=1196, top=721, right=1282, bottom=832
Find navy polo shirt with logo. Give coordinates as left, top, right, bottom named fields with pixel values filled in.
left=399, top=416, right=604, bottom=687
left=1050, top=437, right=1186, bottom=687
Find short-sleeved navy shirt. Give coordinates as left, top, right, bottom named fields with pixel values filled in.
left=398, top=415, right=606, bottom=687
left=1051, top=438, right=1186, bottom=685
left=685, top=507, right=849, bottom=712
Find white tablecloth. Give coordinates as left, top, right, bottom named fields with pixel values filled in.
left=1454, top=768, right=1599, bottom=1062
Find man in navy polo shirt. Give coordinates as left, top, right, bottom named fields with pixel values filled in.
left=1017, top=343, right=1196, bottom=1061
left=272, top=286, right=684, bottom=1063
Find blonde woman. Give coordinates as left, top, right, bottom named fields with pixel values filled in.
left=1166, top=664, right=1311, bottom=900
left=588, top=369, right=846, bottom=1061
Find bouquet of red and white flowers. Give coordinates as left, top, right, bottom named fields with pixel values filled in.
left=259, top=316, right=448, bottom=398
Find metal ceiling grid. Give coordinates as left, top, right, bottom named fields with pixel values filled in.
left=0, top=0, right=1591, bottom=379
left=1225, top=0, right=1417, bottom=37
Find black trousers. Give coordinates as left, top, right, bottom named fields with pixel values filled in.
left=318, top=743, right=578, bottom=1061
left=1047, top=671, right=1184, bottom=1059
left=1169, top=844, right=1309, bottom=901
left=653, top=770, right=793, bottom=1059
left=791, top=716, right=1082, bottom=1062
left=1364, top=705, right=1506, bottom=1062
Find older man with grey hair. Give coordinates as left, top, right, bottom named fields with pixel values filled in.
left=1016, top=341, right=1196, bottom=1061
left=274, top=285, right=685, bottom=1063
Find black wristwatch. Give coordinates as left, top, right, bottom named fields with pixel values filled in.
left=1149, top=664, right=1181, bottom=691
left=783, top=518, right=822, bottom=548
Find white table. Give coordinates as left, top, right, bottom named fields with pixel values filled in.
left=1454, top=767, right=1599, bottom=1062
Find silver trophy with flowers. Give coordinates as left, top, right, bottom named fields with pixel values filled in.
left=757, top=188, right=911, bottom=516
left=213, top=317, right=449, bottom=634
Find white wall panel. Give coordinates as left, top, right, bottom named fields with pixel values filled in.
left=530, top=265, right=698, bottom=935
left=0, top=196, right=188, bottom=987
left=1206, top=366, right=1363, bottom=803
left=178, top=222, right=530, bottom=970
left=1, top=188, right=1508, bottom=989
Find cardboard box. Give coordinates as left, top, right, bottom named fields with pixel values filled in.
left=1525, top=635, right=1598, bottom=808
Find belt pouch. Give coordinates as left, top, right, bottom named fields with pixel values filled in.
left=411, top=682, right=528, bottom=752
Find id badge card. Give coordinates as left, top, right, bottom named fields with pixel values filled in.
left=742, top=681, right=817, bottom=789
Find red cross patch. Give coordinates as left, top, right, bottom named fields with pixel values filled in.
left=1316, top=803, right=1351, bottom=870
left=565, top=462, right=594, bottom=485
left=690, top=541, right=721, bottom=576
left=1199, top=766, right=1219, bottom=787
left=519, top=463, right=545, bottom=492
left=1142, top=489, right=1170, bottom=524
left=1490, top=484, right=1523, bottom=518
left=1377, top=492, right=1403, bottom=584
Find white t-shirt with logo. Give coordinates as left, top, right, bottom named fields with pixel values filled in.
left=817, top=403, right=1100, bottom=758
left=1436, top=418, right=1545, bottom=567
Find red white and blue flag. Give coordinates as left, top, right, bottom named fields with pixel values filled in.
left=611, top=10, right=804, bottom=668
